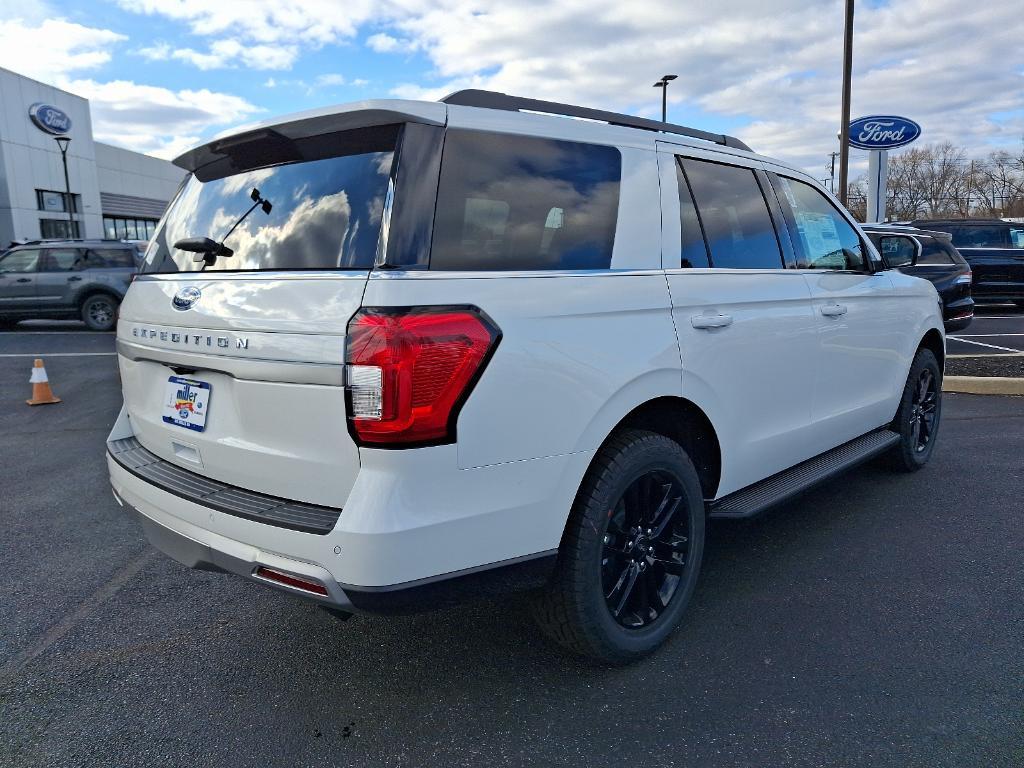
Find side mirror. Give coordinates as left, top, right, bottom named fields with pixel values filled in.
left=879, top=235, right=920, bottom=269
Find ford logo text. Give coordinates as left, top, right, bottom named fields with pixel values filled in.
left=172, top=286, right=202, bottom=311
left=848, top=115, right=921, bottom=150
left=28, top=103, right=72, bottom=135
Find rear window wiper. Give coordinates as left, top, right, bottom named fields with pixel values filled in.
left=174, top=187, right=273, bottom=267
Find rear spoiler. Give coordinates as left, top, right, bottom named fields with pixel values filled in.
left=173, top=100, right=446, bottom=179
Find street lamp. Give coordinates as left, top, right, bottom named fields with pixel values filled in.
left=54, top=135, right=74, bottom=237
left=837, top=0, right=855, bottom=205
left=652, top=75, right=678, bottom=123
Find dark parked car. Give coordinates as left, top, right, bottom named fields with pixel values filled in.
left=0, top=239, right=138, bottom=330
left=864, top=224, right=974, bottom=332
left=909, top=218, right=1024, bottom=306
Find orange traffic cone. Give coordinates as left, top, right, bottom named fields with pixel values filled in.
left=26, top=358, right=61, bottom=406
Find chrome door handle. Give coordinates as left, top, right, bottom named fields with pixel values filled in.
left=691, top=313, right=733, bottom=329
left=820, top=303, right=848, bottom=317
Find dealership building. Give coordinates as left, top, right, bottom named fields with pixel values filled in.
left=0, top=67, right=187, bottom=247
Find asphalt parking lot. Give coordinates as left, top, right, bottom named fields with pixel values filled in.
left=947, top=305, right=1024, bottom=357
left=1, top=322, right=1022, bottom=768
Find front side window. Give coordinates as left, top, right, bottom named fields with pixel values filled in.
left=681, top=159, right=783, bottom=269
left=142, top=132, right=396, bottom=274
left=430, top=130, right=621, bottom=271
left=0, top=249, right=41, bottom=273
left=773, top=176, right=865, bottom=270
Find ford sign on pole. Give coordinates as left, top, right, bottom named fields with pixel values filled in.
left=848, top=115, right=921, bottom=222
left=849, top=116, right=921, bottom=150
left=28, top=103, right=72, bottom=135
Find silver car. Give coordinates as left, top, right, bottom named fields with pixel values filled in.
left=0, top=239, right=139, bottom=330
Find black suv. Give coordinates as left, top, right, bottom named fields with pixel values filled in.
left=0, top=239, right=140, bottom=330
left=864, top=224, right=974, bottom=331
left=910, top=218, right=1024, bottom=306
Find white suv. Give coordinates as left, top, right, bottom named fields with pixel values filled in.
left=107, top=91, right=945, bottom=662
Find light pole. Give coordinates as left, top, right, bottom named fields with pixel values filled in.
left=54, top=135, right=74, bottom=237
left=837, top=0, right=855, bottom=205
left=653, top=75, right=678, bottom=123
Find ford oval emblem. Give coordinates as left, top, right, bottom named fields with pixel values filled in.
left=848, top=115, right=921, bottom=150
left=28, top=103, right=72, bottom=135
left=172, top=286, right=202, bottom=311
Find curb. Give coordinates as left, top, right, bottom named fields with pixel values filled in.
left=942, top=376, right=1024, bottom=396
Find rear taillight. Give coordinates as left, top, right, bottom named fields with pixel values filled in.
left=345, top=306, right=500, bottom=447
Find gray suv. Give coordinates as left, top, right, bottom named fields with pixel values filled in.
left=0, top=240, right=140, bottom=330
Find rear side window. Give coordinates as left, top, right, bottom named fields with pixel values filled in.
left=430, top=131, right=621, bottom=271
left=681, top=159, right=782, bottom=269
left=918, top=240, right=954, bottom=265
left=43, top=248, right=85, bottom=271
left=673, top=159, right=711, bottom=268
left=773, top=176, right=865, bottom=270
left=86, top=248, right=135, bottom=268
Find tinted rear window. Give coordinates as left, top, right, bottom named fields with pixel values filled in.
left=142, top=136, right=396, bottom=274
left=429, top=131, right=621, bottom=271
left=918, top=240, right=955, bottom=265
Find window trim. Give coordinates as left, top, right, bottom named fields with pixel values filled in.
left=768, top=172, right=874, bottom=274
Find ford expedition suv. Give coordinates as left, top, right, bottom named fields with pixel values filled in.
left=107, top=91, right=945, bottom=663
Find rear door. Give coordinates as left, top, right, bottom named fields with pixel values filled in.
left=118, top=122, right=406, bottom=509
left=0, top=248, right=42, bottom=309
left=37, top=247, right=86, bottom=309
left=768, top=173, right=902, bottom=444
left=658, top=147, right=820, bottom=496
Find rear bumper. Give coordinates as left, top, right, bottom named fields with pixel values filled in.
left=110, top=462, right=357, bottom=610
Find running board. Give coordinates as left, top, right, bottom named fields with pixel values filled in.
left=708, top=429, right=900, bottom=520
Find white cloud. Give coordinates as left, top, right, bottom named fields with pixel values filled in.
left=0, top=17, right=126, bottom=82
left=62, top=78, right=261, bottom=159
left=366, top=33, right=404, bottom=53
left=315, top=73, right=347, bottom=87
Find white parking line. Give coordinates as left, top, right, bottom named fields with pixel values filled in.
left=972, top=316, right=1024, bottom=320
left=950, top=333, right=1024, bottom=337
left=946, top=337, right=1023, bottom=353
left=0, top=352, right=116, bottom=358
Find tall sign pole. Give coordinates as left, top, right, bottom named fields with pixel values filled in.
left=838, top=0, right=855, bottom=206
left=866, top=150, right=888, bottom=222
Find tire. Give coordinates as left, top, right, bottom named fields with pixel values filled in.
left=532, top=429, right=706, bottom=664
left=887, top=348, right=942, bottom=472
left=81, top=294, right=119, bottom=331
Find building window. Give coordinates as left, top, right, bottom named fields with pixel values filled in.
left=40, top=219, right=81, bottom=239
left=103, top=216, right=158, bottom=240
left=36, top=189, right=80, bottom=214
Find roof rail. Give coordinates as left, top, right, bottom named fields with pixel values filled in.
left=441, top=89, right=752, bottom=152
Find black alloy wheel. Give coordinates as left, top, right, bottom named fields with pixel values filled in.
left=601, top=470, right=690, bottom=629
left=909, top=367, right=939, bottom=454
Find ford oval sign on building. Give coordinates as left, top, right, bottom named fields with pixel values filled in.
left=28, top=103, right=72, bottom=135
left=848, top=115, right=921, bottom=150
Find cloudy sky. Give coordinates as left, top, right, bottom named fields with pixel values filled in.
left=0, top=0, right=1021, bottom=178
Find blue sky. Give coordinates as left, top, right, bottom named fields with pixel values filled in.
left=1, top=0, right=1021, bottom=177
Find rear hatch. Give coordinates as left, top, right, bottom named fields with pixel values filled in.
left=117, top=108, right=443, bottom=509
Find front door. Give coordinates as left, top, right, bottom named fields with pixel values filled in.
left=767, top=173, right=902, bottom=446
left=0, top=248, right=42, bottom=312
